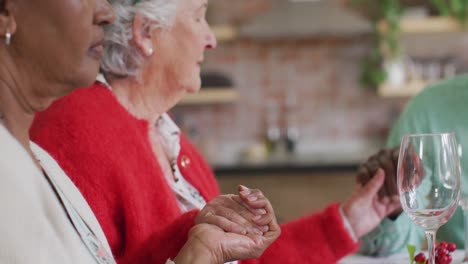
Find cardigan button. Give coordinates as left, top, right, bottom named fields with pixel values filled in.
left=180, top=155, right=191, bottom=168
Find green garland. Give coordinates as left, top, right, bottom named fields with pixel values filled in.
left=431, top=0, right=468, bottom=24
left=353, top=0, right=402, bottom=89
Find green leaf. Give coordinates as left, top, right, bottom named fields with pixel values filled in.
left=407, top=244, right=416, bottom=264
left=451, top=0, right=461, bottom=12
left=431, top=0, right=451, bottom=15
left=454, top=0, right=468, bottom=23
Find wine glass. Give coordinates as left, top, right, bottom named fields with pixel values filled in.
left=398, top=133, right=461, bottom=264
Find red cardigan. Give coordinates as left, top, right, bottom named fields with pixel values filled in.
left=30, top=83, right=359, bottom=263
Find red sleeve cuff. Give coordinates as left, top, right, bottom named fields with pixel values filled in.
left=321, top=203, right=360, bottom=259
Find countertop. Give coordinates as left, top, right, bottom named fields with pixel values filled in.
left=212, top=149, right=371, bottom=175
left=207, top=139, right=385, bottom=175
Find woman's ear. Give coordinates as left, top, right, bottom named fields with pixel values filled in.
left=132, top=14, right=153, bottom=57
left=0, top=1, right=17, bottom=45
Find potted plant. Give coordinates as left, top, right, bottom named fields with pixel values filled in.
left=350, top=0, right=402, bottom=89
left=347, top=0, right=468, bottom=90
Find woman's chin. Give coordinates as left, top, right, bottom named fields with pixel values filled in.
left=185, top=85, right=202, bottom=94
left=73, top=64, right=100, bottom=88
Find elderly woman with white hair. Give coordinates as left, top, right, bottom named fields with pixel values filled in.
left=0, top=0, right=275, bottom=262
left=31, top=0, right=400, bottom=263
left=32, top=0, right=280, bottom=263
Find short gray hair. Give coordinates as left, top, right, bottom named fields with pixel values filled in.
left=101, top=0, right=180, bottom=77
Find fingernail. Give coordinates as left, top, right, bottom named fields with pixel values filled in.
left=247, top=195, right=258, bottom=202
left=235, top=225, right=247, bottom=235
left=257, top=209, right=267, bottom=215
left=240, top=190, right=251, bottom=196
left=252, top=215, right=262, bottom=221
left=239, top=185, right=249, bottom=190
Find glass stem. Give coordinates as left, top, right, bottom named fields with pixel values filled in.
left=425, top=230, right=437, bottom=264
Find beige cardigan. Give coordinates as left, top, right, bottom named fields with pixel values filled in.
left=0, top=124, right=113, bottom=263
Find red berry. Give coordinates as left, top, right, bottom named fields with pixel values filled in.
left=447, top=254, right=453, bottom=264
left=437, top=247, right=447, bottom=257
left=439, top=241, right=448, bottom=250
left=415, top=252, right=426, bottom=262
left=439, top=255, right=450, bottom=264
left=447, top=242, right=456, bottom=252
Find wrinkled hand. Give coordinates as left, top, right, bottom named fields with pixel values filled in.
left=196, top=194, right=269, bottom=236
left=185, top=221, right=279, bottom=263
left=357, top=147, right=399, bottom=198
left=342, top=169, right=402, bottom=238
left=237, top=185, right=280, bottom=235
left=183, top=186, right=281, bottom=263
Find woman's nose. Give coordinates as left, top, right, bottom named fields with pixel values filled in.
left=205, top=27, right=217, bottom=49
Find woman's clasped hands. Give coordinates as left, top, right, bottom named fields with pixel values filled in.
left=179, top=185, right=281, bottom=263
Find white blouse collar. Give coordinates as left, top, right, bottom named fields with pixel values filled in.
left=96, top=73, right=111, bottom=89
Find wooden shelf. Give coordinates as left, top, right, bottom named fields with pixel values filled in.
left=212, top=25, right=237, bottom=42
left=378, top=80, right=429, bottom=98
left=377, top=16, right=464, bottom=96
left=402, top=17, right=462, bottom=34
left=379, top=16, right=466, bottom=34
left=179, top=88, right=239, bottom=105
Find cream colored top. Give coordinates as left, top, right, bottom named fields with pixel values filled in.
left=0, top=124, right=114, bottom=263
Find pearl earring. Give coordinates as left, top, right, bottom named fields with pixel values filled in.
left=5, top=31, right=11, bottom=46
left=147, top=47, right=153, bottom=56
